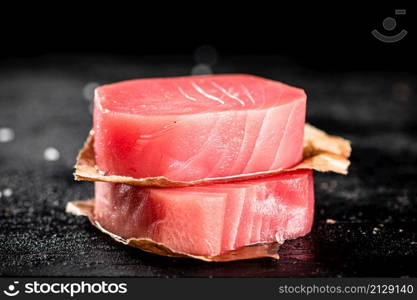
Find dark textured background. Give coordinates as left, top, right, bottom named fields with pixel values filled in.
left=0, top=54, right=416, bottom=277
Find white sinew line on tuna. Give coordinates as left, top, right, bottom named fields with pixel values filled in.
left=93, top=74, right=306, bottom=182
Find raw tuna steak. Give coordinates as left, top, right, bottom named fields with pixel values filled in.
left=93, top=74, right=306, bottom=181
left=93, top=170, right=314, bottom=257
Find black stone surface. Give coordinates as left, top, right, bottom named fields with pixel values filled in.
left=0, top=55, right=416, bottom=277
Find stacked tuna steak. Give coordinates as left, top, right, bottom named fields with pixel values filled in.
left=93, top=74, right=306, bottom=180
left=70, top=74, right=350, bottom=261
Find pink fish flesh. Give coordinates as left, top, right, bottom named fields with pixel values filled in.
left=93, top=74, right=306, bottom=182
left=93, top=170, right=314, bottom=257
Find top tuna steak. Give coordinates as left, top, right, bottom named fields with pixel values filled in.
left=93, top=74, right=306, bottom=181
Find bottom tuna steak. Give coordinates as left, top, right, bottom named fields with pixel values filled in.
left=94, top=170, right=314, bottom=257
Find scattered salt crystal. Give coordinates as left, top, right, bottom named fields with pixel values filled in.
left=0, top=127, right=15, bottom=143
left=320, top=182, right=329, bottom=190
left=44, top=147, right=60, bottom=161
left=326, top=218, right=337, bottom=224
left=191, top=64, right=213, bottom=75
left=83, top=82, right=99, bottom=101
left=3, top=188, right=13, bottom=197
